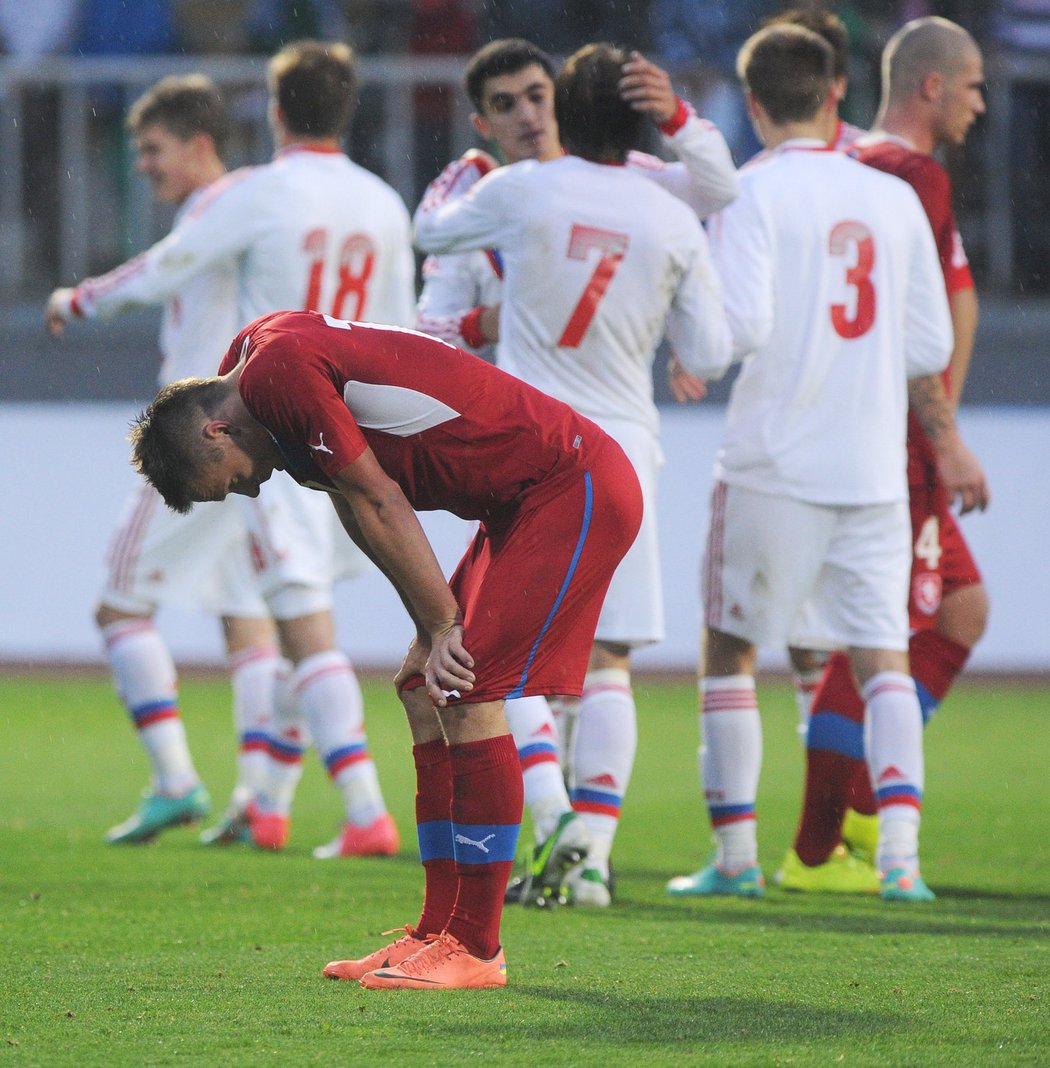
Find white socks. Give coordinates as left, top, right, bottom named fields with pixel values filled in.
left=228, top=644, right=282, bottom=809
left=102, top=619, right=199, bottom=796
left=570, top=668, right=637, bottom=877
left=700, top=675, right=761, bottom=871
left=295, top=651, right=387, bottom=827
left=863, top=671, right=924, bottom=873
left=505, top=695, right=571, bottom=842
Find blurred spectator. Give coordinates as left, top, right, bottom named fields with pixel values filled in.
left=991, top=0, right=1050, bottom=289
left=172, top=0, right=249, bottom=53
left=75, top=0, right=180, bottom=54
left=484, top=0, right=648, bottom=56
left=0, top=0, right=80, bottom=56
left=411, top=0, right=479, bottom=199
left=0, top=0, right=82, bottom=284
left=649, top=0, right=777, bottom=162
left=244, top=0, right=346, bottom=52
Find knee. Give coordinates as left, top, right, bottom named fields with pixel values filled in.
left=937, top=584, right=989, bottom=649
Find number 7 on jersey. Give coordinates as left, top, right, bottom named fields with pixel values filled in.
left=558, top=224, right=630, bottom=348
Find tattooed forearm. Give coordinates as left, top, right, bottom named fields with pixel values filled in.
left=908, top=374, right=956, bottom=444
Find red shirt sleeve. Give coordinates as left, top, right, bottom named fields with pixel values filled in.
left=900, top=156, right=975, bottom=297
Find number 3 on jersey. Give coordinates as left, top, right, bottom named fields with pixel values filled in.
left=302, top=229, right=375, bottom=320
left=828, top=220, right=875, bottom=339
left=558, top=224, right=630, bottom=348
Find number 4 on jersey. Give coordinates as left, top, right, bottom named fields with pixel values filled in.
left=558, top=224, right=630, bottom=348
left=914, top=515, right=942, bottom=570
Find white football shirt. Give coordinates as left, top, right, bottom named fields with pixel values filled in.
left=75, top=145, right=416, bottom=335
left=414, top=153, right=732, bottom=435
left=414, top=110, right=738, bottom=357
left=709, top=139, right=953, bottom=505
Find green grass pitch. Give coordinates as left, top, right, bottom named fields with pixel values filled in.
left=1, top=672, right=1047, bottom=1066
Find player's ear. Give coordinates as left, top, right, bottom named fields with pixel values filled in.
left=920, top=70, right=943, bottom=103
left=471, top=112, right=491, bottom=142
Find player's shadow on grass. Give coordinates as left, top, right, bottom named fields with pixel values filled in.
left=508, top=988, right=908, bottom=1045
left=609, top=877, right=1050, bottom=940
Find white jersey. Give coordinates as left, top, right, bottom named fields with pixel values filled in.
left=156, top=187, right=239, bottom=383
left=709, top=139, right=952, bottom=505
left=414, top=153, right=732, bottom=435
left=75, top=145, right=416, bottom=332
left=414, top=110, right=738, bottom=356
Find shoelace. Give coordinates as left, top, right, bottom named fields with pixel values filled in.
left=396, top=933, right=463, bottom=977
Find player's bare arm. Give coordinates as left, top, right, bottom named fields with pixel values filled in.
left=330, top=452, right=475, bottom=705
left=908, top=373, right=990, bottom=514
left=619, top=51, right=678, bottom=124
left=947, top=287, right=979, bottom=410
left=477, top=303, right=500, bottom=344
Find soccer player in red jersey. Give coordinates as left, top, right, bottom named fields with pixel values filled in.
left=129, top=310, right=642, bottom=989
left=784, top=17, right=991, bottom=898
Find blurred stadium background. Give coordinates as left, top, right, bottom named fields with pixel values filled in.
left=2, top=0, right=1048, bottom=672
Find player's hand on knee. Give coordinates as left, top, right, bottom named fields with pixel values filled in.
left=426, top=623, right=475, bottom=707
left=394, top=637, right=429, bottom=696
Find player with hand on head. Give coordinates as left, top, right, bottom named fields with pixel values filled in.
left=416, top=42, right=734, bottom=908
left=416, top=37, right=737, bottom=907
left=780, top=16, right=990, bottom=896
left=47, top=42, right=414, bottom=858
left=129, top=309, right=643, bottom=990
left=664, top=23, right=958, bottom=903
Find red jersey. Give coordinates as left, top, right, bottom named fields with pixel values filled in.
left=218, top=310, right=604, bottom=521
left=853, top=138, right=975, bottom=489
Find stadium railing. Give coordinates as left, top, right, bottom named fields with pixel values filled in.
left=0, top=54, right=473, bottom=296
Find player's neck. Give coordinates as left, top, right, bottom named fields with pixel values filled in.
left=874, top=105, right=935, bottom=155
left=762, top=120, right=829, bottom=150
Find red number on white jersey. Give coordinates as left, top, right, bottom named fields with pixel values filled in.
left=558, top=224, right=630, bottom=348
left=302, top=230, right=376, bottom=320
left=828, top=220, right=875, bottom=339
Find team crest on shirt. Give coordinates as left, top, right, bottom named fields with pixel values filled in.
left=912, top=571, right=942, bottom=616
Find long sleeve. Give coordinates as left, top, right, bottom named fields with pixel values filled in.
left=414, top=163, right=520, bottom=256
left=628, top=108, right=738, bottom=220
left=708, top=184, right=775, bottom=360
left=74, top=169, right=262, bottom=319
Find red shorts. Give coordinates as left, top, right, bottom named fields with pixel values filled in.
left=447, top=434, right=642, bottom=704
left=908, top=477, right=982, bottom=630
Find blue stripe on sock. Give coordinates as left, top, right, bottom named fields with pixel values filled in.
left=324, top=742, right=367, bottom=770
left=451, top=821, right=520, bottom=864
left=267, top=735, right=304, bottom=759
left=129, top=698, right=176, bottom=725
left=807, top=710, right=865, bottom=760
left=876, top=783, right=923, bottom=804
left=417, top=819, right=454, bottom=861
left=518, top=741, right=557, bottom=761
left=708, top=802, right=755, bottom=823
left=505, top=472, right=593, bottom=700
left=915, top=679, right=938, bottom=725
left=570, top=786, right=623, bottom=808
left=241, top=730, right=268, bottom=746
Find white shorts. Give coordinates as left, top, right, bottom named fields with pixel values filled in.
left=702, top=482, right=911, bottom=651
left=589, top=415, right=663, bottom=648
left=101, top=475, right=371, bottom=622
left=101, top=482, right=269, bottom=618
left=236, top=473, right=371, bottom=619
